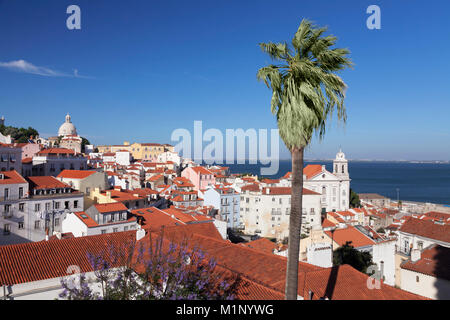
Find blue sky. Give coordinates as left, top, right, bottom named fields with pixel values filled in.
left=0, top=0, right=449, bottom=161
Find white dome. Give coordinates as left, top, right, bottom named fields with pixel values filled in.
left=58, top=114, right=77, bottom=136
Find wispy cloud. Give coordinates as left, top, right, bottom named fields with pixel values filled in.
left=0, top=59, right=92, bottom=78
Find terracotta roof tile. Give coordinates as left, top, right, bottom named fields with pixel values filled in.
left=57, top=170, right=97, bottom=179
left=399, top=217, right=450, bottom=243
left=325, top=226, right=376, bottom=248
left=94, top=202, right=128, bottom=213
left=401, top=245, right=450, bottom=281
left=27, top=176, right=71, bottom=190
left=0, top=170, right=27, bottom=185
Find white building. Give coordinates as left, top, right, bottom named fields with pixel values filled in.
left=282, top=150, right=351, bottom=213
left=0, top=143, right=22, bottom=173
left=203, top=184, right=241, bottom=230
left=62, top=202, right=137, bottom=237
left=240, top=186, right=321, bottom=240
left=32, top=148, right=88, bottom=176
left=0, top=170, right=29, bottom=245
left=115, top=150, right=131, bottom=166
left=0, top=173, right=84, bottom=245
left=157, top=151, right=181, bottom=166
left=57, top=169, right=109, bottom=209
left=399, top=244, right=450, bottom=300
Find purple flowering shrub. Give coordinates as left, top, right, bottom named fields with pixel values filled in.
left=59, top=231, right=238, bottom=300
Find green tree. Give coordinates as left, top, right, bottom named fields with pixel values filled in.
left=81, top=137, right=91, bottom=153
left=257, top=19, right=352, bottom=299
left=0, top=125, right=39, bottom=143
left=333, top=241, right=374, bottom=273
left=349, top=188, right=361, bottom=208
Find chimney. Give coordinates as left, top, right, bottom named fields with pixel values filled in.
left=411, top=249, right=421, bottom=262
left=136, top=224, right=146, bottom=241
left=265, top=188, right=270, bottom=195
left=45, top=229, right=49, bottom=241
left=380, top=261, right=384, bottom=282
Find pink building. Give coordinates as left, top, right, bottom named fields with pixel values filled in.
left=181, top=166, right=215, bottom=191
left=14, top=142, right=42, bottom=160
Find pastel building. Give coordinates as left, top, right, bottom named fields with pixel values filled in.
left=203, top=185, right=241, bottom=229
left=62, top=202, right=137, bottom=237
left=181, top=166, right=215, bottom=191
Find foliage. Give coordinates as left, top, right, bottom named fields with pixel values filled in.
left=257, top=18, right=352, bottom=299
left=81, top=137, right=90, bottom=153
left=349, top=188, right=361, bottom=208
left=0, top=124, right=39, bottom=143
left=59, top=232, right=237, bottom=300
left=333, top=241, right=374, bottom=273
left=257, top=18, right=352, bottom=151
left=376, top=227, right=385, bottom=233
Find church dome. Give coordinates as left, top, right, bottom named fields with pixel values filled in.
left=58, top=114, right=77, bottom=136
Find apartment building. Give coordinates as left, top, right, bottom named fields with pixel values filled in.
left=32, top=148, right=87, bottom=176
left=240, top=186, right=321, bottom=240
left=0, top=143, right=22, bottom=172
left=203, top=184, right=241, bottom=229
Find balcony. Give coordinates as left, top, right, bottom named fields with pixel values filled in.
left=1, top=211, right=13, bottom=219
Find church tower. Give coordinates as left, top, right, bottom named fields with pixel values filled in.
left=333, top=148, right=349, bottom=179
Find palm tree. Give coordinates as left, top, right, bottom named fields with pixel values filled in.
left=257, top=19, right=352, bottom=300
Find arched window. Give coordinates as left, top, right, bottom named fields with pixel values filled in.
left=322, top=186, right=326, bottom=195
left=341, top=165, right=345, bottom=173
left=335, top=165, right=338, bottom=172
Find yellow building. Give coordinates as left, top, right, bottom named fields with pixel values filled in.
left=96, top=141, right=131, bottom=153
left=96, top=142, right=172, bottom=161
left=130, top=143, right=174, bottom=161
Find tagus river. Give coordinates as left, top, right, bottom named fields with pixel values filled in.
left=219, top=160, right=450, bottom=206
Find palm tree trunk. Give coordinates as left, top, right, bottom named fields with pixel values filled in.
left=285, top=147, right=304, bottom=300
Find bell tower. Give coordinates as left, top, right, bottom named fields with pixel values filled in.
left=333, top=148, right=348, bottom=178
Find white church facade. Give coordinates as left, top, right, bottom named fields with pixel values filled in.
left=282, top=150, right=351, bottom=213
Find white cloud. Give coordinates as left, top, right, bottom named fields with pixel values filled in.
left=0, top=59, right=92, bottom=78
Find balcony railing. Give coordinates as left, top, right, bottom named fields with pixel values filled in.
left=1, top=211, right=13, bottom=218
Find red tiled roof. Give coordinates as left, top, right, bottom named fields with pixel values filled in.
left=301, top=264, right=426, bottom=300
left=325, top=226, right=376, bottom=248
left=191, top=166, right=213, bottom=175
left=243, top=238, right=278, bottom=254
left=73, top=211, right=98, bottom=227
left=22, top=157, right=33, bottom=164
left=94, top=202, right=128, bottom=213
left=303, top=164, right=323, bottom=179
left=424, top=211, right=450, bottom=223
left=38, top=148, right=75, bottom=155
left=147, top=174, right=164, bottom=182
left=399, top=217, right=450, bottom=243
left=322, top=218, right=337, bottom=228
left=131, top=207, right=183, bottom=230
left=401, top=245, right=450, bottom=281
left=0, top=231, right=136, bottom=286
left=0, top=170, right=27, bottom=185
left=57, top=170, right=97, bottom=179
left=0, top=222, right=427, bottom=300
left=27, top=176, right=71, bottom=190
left=241, top=183, right=260, bottom=192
